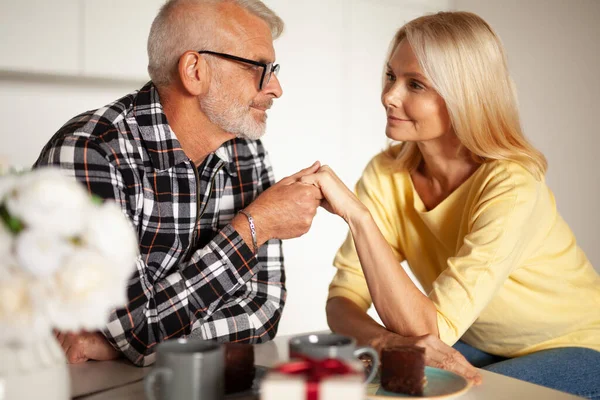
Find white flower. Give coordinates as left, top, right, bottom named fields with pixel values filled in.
left=0, top=168, right=138, bottom=344
left=84, top=201, right=139, bottom=275
left=5, top=168, right=92, bottom=236
left=47, top=249, right=130, bottom=332
left=15, top=229, right=74, bottom=277
left=0, top=174, right=16, bottom=204
left=0, top=223, right=13, bottom=260
left=0, top=268, right=50, bottom=344
left=0, top=269, right=30, bottom=317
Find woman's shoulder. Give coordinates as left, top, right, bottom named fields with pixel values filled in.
left=474, top=159, right=544, bottom=200
left=357, top=147, right=412, bottom=200
left=363, top=145, right=407, bottom=179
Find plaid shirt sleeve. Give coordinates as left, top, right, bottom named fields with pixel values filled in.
left=35, top=133, right=285, bottom=367
left=189, top=153, right=286, bottom=343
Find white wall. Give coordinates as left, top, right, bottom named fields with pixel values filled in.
left=0, top=77, right=143, bottom=169
left=1, top=0, right=597, bottom=338
left=0, top=0, right=447, bottom=336
left=453, top=0, right=600, bottom=272
left=261, top=0, right=447, bottom=335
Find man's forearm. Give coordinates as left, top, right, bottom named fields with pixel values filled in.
left=105, top=228, right=282, bottom=366
left=189, top=239, right=285, bottom=343
left=103, top=225, right=261, bottom=366
left=191, top=294, right=284, bottom=343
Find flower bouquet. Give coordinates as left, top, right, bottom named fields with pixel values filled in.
left=0, top=167, right=138, bottom=399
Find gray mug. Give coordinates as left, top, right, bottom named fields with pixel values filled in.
left=144, top=338, right=224, bottom=400
left=288, top=333, right=379, bottom=383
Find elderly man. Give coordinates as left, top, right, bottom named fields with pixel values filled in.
left=35, top=0, right=321, bottom=366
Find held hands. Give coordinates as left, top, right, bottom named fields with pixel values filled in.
left=245, top=161, right=324, bottom=242
left=372, top=331, right=483, bottom=385
left=300, top=165, right=368, bottom=224
left=243, top=162, right=366, bottom=243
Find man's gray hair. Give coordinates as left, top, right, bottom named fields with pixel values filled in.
left=147, top=0, right=284, bottom=87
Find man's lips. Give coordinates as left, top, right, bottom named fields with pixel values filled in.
left=251, top=100, right=273, bottom=112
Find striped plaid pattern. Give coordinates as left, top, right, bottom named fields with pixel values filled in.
left=34, top=82, right=286, bottom=366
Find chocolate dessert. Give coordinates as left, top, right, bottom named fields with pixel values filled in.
left=224, top=343, right=256, bottom=394
left=381, top=346, right=427, bottom=396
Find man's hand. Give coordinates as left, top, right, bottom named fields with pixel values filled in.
left=54, top=330, right=120, bottom=364
left=299, top=165, right=368, bottom=224
left=372, top=331, right=483, bottom=385
left=236, top=161, right=323, bottom=244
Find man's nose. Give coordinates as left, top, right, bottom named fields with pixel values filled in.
left=263, top=74, right=283, bottom=98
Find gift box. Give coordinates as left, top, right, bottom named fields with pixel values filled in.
left=260, top=358, right=365, bottom=400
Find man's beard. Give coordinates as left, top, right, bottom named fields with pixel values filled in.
left=200, top=72, right=272, bottom=141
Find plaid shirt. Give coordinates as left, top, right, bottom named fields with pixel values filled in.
left=34, top=82, right=286, bottom=366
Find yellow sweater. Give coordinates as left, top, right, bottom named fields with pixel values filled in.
left=329, top=153, right=600, bottom=357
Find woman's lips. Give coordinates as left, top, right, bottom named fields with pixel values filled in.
left=387, top=115, right=410, bottom=123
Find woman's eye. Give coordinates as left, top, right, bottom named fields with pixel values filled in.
left=409, top=80, right=424, bottom=90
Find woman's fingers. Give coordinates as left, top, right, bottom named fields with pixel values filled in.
left=417, top=335, right=482, bottom=385
left=381, top=332, right=482, bottom=385
left=426, top=350, right=482, bottom=385
left=299, top=166, right=365, bottom=222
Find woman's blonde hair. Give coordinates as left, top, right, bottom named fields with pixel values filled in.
left=385, top=11, right=547, bottom=179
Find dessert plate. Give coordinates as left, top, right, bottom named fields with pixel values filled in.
left=366, top=367, right=472, bottom=399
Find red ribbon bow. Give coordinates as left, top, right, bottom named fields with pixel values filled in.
left=274, top=357, right=356, bottom=400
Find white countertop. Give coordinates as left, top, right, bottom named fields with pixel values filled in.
left=70, top=333, right=583, bottom=400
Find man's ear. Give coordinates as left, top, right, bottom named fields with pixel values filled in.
left=177, top=51, right=210, bottom=96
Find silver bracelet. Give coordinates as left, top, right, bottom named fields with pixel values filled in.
left=238, top=210, right=258, bottom=254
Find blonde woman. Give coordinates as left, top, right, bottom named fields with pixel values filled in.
left=303, top=12, right=600, bottom=398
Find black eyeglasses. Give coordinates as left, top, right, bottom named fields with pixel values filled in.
left=197, top=50, right=280, bottom=91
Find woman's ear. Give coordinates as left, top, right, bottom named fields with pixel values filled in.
left=177, top=51, right=210, bottom=96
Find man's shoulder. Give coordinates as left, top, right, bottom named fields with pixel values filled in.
left=37, top=89, right=144, bottom=166
left=60, top=89, right=137, bottom=143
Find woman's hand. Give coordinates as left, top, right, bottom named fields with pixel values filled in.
left=371, top=331, right=483, bottom=385
left=300, top=165, right=368, bottom=224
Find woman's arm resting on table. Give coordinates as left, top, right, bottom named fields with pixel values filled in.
left=348, top=211, right=438, bottom=336
left=327, top=296, right=481, bottom=384
left=303, top=166, right=438, bottom=337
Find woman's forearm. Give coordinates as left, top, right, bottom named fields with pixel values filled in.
left=326, top=296, right=392, bottom=351
left=348, top=211, right=438, bottom=337
left=300, top=167, right=438, bottom=337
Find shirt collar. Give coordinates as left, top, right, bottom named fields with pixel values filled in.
left=212, top=141, right=238, bottom=177
left=133, top=82, right=240, bottom=176
left=132, top=82, right=189, bottom=171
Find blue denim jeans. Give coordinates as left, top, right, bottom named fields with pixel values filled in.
left=453, top=341, right=600, bottom=399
